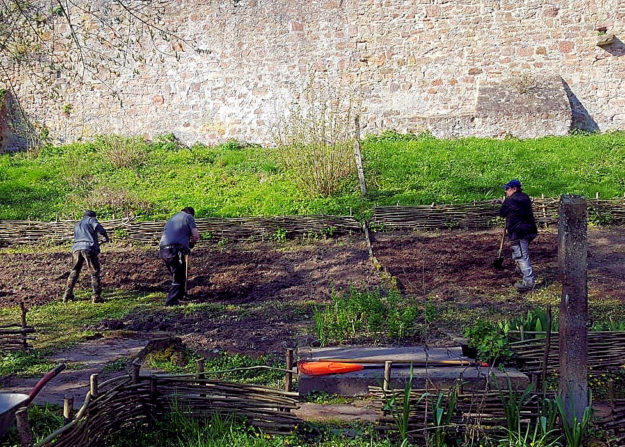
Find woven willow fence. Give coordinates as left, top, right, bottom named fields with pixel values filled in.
left=36, top=368, right=299, bottom=447
left=0, top=218, right=131, bottom=246
left=371, top=197, right=625, bottom=230
left=509, top=331, right=625, bottom=374
left=125, top=216, right=362, bottom=244
left=0, top=303, right=34, bottom=353
left=0, top=216, right=361, bottom=246
left=2, top=197, right=624, bottom=246
left=370, top=385, right=552, bottom=438
left=370, top=385, right=625, bottom=443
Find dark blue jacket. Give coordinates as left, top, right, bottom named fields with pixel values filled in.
left=499, top=191, right=538, bottom=242
left=159, top=212, right=197, bottom=251
left=72, top=217, right=109, bottom=253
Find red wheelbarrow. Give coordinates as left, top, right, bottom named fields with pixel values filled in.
left=0, top=364, right=66, bottom=438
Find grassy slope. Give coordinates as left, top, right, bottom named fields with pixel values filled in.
left=1, top=132, right=624, bottom=221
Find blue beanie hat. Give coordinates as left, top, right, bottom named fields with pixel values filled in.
left=503, top=179, right=522, bottom=190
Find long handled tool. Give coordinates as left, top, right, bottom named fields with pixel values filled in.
left=299, top=359, right=489, bottom=376
left=493, top=225, right=506, bottom=270
left=184, top=254, right=189, bottom=297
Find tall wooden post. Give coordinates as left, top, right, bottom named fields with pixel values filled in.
left=558, top=195, right=588, bottom=423
left=284, top=348, right=294, bottom=392
left=353, top=115, right=367, bottom=196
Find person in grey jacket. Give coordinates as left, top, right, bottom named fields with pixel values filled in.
left=159, top=207, right=200, bottom=306
left=62, top=210, right=110, bottom=303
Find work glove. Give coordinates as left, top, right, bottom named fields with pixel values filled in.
left=189, top=241, right=195, bottom=249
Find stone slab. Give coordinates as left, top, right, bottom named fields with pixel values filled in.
left=299, top=345, right=466, bottom=363
left=298, top=346, right=529, bottom=397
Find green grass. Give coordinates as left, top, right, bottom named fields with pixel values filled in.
left=0, top=290, right=159, bottom=350
left=145, top=351, right=285, bottom=387
left=0, top=290, right=162, bottom=376
left=1, top=132, right=625, bottom=220
left=106, top=409, right=391, bottom=447
left=313, top=287, right=421, bottom=346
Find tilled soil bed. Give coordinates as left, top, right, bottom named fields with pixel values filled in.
left=1, top=228, right=624, bottom=354
left=0, top=236, right=379, bottom=308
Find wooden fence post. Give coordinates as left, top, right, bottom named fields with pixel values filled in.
left=285, top=348, right=294, bottom=392
left=90, top=374, right=99, bottom=398
left=132, top=361, right=141, bottom=383
left=353, top=115, right=367, bottom=196
left=558, top=195, right=588, bottom=424
left=63, top=396, right=74, bottom=423
left=383, top=361, right=392, bottom=392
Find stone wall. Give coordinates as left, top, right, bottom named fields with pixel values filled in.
left=2, top=0, right=624, bottom=149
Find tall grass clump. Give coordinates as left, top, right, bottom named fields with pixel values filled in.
left=98, top=135, right=149, bottom=169
left=313, top=287, right=419, bottom=345
left=274, top=77, right=360, bottom=197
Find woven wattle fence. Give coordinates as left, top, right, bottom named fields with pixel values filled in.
left=2, top=197, right=625, bottom=246
left=369, top=386, right=625, bottom=442
left=509, top=331, right=625, bottom=374
left=371, top=197, right=625, bottom=230
left=125, top=215, right=362, bottom=244
left=0, top=218, right=132, bottom=246
left=0, top=216, right=361, bottom=246
left=369, top=385, right=551, bottom=438
left=0, top=303, right=35, bottom=353
left=36, top=370, right=299, bottom=447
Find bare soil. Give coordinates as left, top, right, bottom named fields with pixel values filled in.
left=1, top=228, right=624, bottom=356
left=372, top=227, right=625, bottom=302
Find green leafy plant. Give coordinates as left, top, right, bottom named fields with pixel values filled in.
left=383, top=365, right=419, bottom=443
left=62, top=103, right=72, bottom=116
left=272, top=227, right=287, bottom=242
left=464, top=319, right=513, bottom=363
left=429, top=388, right=458, bottom=447
left=555, top=394, right=593, bottom=447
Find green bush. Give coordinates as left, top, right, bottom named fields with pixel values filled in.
left=463, top=319, right=512, bottom=363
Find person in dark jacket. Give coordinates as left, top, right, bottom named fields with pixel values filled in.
left=159, top=207, right=200, bottom=306
left=62, top=210, right=110, bottom=303
left=495, top=179, right=538, bottom=292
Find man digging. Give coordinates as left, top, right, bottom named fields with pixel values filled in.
left=159, top=207, right=200, bottom=306
left=493, top=179, right=538, bottom=293
left=62, top=210, right=110, bottom=303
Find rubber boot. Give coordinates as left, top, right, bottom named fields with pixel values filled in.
left=91, top=274, right=103, bottom=303
left=63, top=270, right=79, bottom=303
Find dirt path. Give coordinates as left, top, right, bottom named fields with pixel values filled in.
left=0, top=335, right=158, bottom=407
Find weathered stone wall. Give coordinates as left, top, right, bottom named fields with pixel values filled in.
left=3, top=0, right=624, bottom=148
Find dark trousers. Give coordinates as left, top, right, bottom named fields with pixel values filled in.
left=159, top=245, right=188, bottom=306
left=63, top=250, right=102, bottom=302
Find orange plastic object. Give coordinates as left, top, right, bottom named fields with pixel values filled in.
left=298, top=361, right=365, bottom=376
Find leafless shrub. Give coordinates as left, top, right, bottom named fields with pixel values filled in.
left=274, top=77, right=361, bottom=197
left=85, top=185, right=152, bottom=217
left=100, top=135, right=148, bottom=169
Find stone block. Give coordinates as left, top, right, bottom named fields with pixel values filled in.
left=474, top=74, right=572, bottom=138
left=297, top=346, right=529, bottom=396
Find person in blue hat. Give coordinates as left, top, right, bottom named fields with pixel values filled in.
left=493, top=179, right=538, bottom=292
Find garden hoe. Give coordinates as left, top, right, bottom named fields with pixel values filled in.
left=493, top=226, right=506, bottom=270
left=184, top=254, right=189, bottom=298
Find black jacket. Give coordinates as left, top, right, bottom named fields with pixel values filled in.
left=499, top=191, right=538, bottom=242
